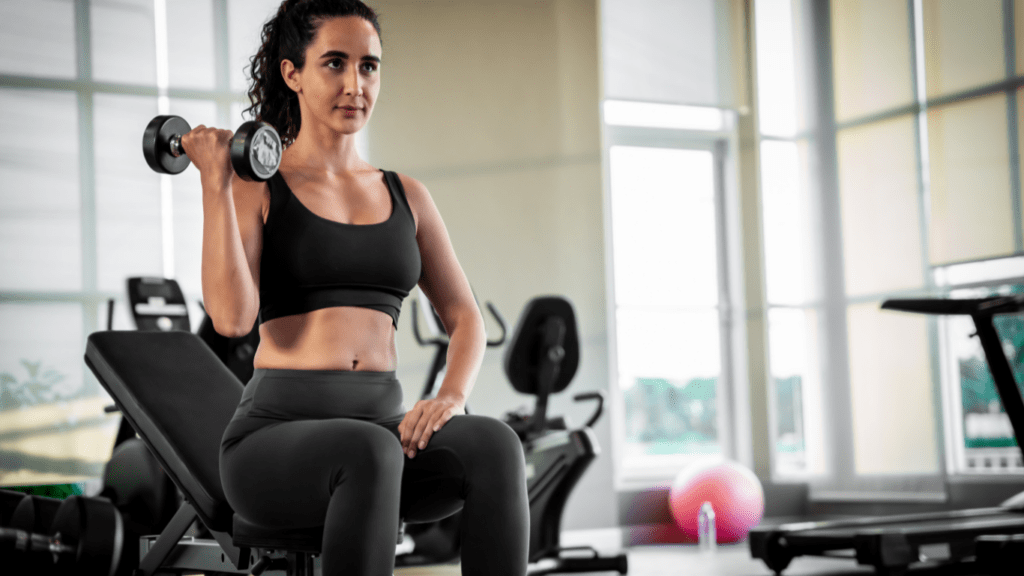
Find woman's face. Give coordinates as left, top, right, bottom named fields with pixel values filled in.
left=284, top=16, right=382, bottom=136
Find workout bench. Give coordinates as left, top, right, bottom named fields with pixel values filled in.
left=85, top=330, right=408, bottom=576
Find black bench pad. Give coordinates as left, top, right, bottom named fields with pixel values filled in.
left=233, top=515, right=324, bottom=553
left=85, top=331, right=243, bottom=532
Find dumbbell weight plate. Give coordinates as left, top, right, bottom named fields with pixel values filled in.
left=49, top=496, right=123, bottom=576
left=230, top=121, right=282, bottom=182
left=1, top=488, right=27, bottom=524
left=2, top=492, right=33, bottom=575
left=10, top=495, right=63, bottom=576
left=12, top=495, right=63, bottom=534
left=143, top=115, right=192, bottom=175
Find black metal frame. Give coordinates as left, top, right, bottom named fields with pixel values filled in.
left=132, top=501, right=315, bottom=576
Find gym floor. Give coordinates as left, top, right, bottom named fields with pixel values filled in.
left=387, top=527, right=992, bottom=576
left=386, top=528, right=989, bottom=576
left=393, top=544, right=978, bottom=576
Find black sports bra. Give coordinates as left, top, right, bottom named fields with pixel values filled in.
left=258, top=170, right=421, bottom=327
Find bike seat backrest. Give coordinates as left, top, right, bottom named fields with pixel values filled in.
left=503, top=296, right=579, bottom=396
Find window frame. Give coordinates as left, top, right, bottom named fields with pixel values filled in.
left=601, top=107, right=747, bottom=491
left=0, top=0, right=244, bottom=401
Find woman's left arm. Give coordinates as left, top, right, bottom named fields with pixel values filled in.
left=397, top=173, right=487, bottom=458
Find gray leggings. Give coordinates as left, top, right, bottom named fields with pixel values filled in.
left=219, top=368, right=529, bottom=576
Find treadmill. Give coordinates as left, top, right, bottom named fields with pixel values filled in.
left=749, top=295, right=1024, bottom=575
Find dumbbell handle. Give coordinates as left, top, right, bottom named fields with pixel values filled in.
left=144, top=115, right=281, bottom=182
left=167, top=134, right=186, bottom=159
left=0, top=527, right=75, bottom=560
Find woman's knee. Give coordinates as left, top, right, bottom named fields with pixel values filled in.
left=320, top=422, right=404, bottom=489
left=352, top=423, right=405, bottom=471
left=455, top=416, right=525, bottom=475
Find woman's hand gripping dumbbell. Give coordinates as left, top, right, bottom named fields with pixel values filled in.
left=142, top=115, right=282, bottom=183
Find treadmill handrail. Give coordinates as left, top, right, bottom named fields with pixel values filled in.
left=883, top=297, right=1024, bottom=464
left=882, top=296, right=1024, bottom=316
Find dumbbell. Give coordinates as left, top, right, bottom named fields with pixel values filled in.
left=142, top=115, right=282, bottom=182
left=0, top=495, right=124, bottom=576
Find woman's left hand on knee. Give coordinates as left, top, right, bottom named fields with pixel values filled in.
left=398, top=395, right=465, bottom=458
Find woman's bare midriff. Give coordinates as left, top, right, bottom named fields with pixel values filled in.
left=253, top=306, right=398, bottom=371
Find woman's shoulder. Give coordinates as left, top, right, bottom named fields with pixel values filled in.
left=385, top=170, right=431, bottom=204
left=394, top=170, right=425, bottom=188
left=383, top=171, right=435, bottom=235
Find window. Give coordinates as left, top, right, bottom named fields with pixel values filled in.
left=756, top=0, right=826, bottom=478
left=0, top=0, right=283, bottom=488
left=755, top=0, right=1024, bottom=495
left=602, top=101, right=738, bottom=487
left=935, top=258, right=1024, bottom=474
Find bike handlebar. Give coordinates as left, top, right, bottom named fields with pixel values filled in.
left=573, top=391, right=605, bottom=428
left=411, top=298, right=507, bottom=348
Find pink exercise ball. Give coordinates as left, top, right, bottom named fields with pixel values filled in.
left=668, top=459, right=764, bottom=543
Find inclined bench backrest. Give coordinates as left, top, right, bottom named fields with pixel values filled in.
left=85, top=330, right=243, bottom=531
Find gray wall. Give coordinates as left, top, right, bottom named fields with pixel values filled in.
left=367, top=0, right=614, bottom=530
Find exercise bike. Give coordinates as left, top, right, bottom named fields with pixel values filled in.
left=503, top=296, right=628, bottom=575
left=404, top=290, right=628, bottom=574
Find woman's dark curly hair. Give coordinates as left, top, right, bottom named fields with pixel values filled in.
left=246, top=0, right=381, bottom=146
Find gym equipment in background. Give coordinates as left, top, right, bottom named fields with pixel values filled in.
left=667, top=458, right=764, bottom=543
left=142, top=115, right=282, bottom=182
left=750, top=296, right=1024, bottom=575
left=394, top=288, right=507, bottom=567
left=410, top=286, right=508, bottom=407
left=0, top=489, right=124, bottom=576
left=501, top=296, right=629, bottom=575
left=124, top=276, right=190, bottom=332
left=124, top=276, right=261, bottom=384
left=4, top=490, right=62, bottom=576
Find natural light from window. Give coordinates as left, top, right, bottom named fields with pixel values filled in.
left=609, top=145, right=723, bottom=473
left=603, top=100, right=726, bottom=131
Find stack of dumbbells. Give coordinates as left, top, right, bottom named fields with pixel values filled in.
left=0, top=488, right=123, bottom=576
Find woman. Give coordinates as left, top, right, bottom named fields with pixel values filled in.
left=183, top=1, right=529, bottom=574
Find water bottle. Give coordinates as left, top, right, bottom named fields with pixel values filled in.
left=698, top=501, right=716, bottom=551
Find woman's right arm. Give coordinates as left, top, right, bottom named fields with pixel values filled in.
left=183, top=126, right=267, bottom=337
